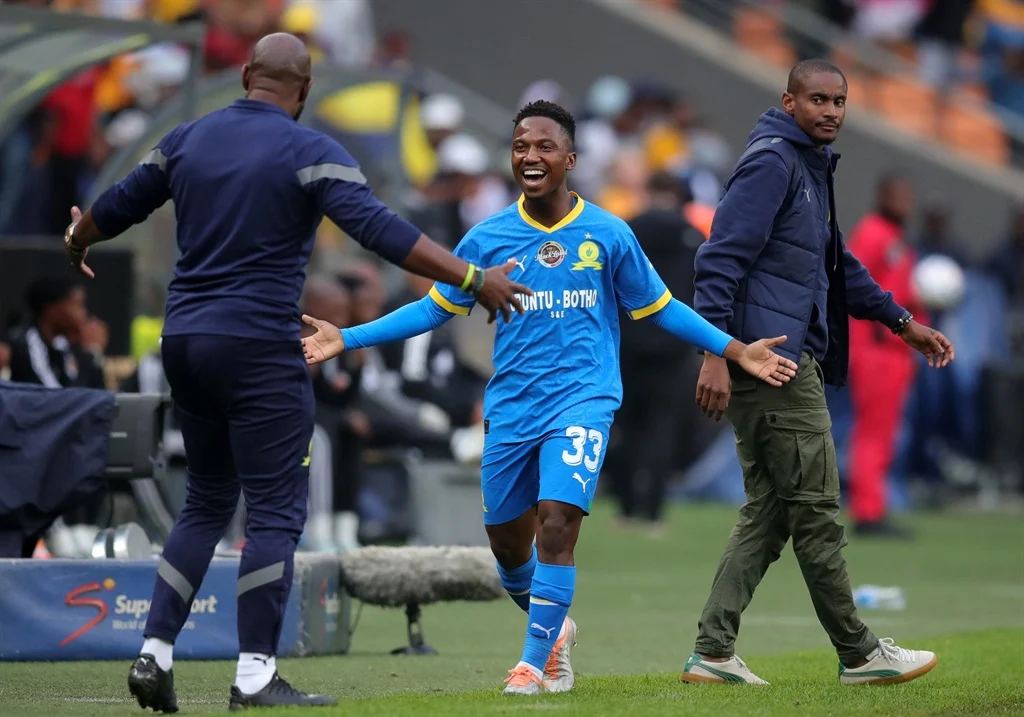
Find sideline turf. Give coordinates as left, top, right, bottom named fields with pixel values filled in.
left=1, top=502, right=1020, bottom=716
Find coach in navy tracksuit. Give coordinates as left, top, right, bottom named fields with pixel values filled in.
left=62, top=34, right=527, bottom=711
left=682, top=60, right=953, bottom=685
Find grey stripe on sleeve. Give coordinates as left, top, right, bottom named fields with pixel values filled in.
left=139, top=149, right=167, bottom=171
left=297, top=163, right=367, bottom=186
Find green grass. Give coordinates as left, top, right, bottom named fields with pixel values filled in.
left=1, top=502, right=1022, bottom=716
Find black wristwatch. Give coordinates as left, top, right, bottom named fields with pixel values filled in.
left=891, top=310, right=913, bottom=336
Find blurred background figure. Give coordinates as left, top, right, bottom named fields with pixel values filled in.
left=6, top=276, right=110, bottom=557
left=846, top=173, right=923, bottom=538
left=302, top=277, right=363, bottom=553
left=610, top=172, right=704, bottom=534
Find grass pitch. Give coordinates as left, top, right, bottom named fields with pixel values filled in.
left=1, top=501, right=1021, bottom=716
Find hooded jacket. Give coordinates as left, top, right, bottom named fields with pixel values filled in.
left=694, top=108, right=905, bottom=386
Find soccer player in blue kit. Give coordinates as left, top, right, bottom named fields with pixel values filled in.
left=301, top=101, right=799, bottom=695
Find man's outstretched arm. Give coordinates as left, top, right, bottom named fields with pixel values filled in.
left=301, top=295, right=458, bottom=365
left=302, top=139, right=530, bottom=323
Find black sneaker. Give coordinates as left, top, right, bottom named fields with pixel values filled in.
left=228, top=672, right=336, bottom=710
left=128, top=654, right=178, bottom=713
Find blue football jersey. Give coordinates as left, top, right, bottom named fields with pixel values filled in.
left=431, top=194, right=670, bottom=443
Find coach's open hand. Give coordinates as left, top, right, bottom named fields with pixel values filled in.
left=300, top=314, right=344, bottom=365
left=476, top=261, right=532, bottom=324
left=64, top=206, right=95, bottom=278
left=899, top=320, right=955, bottom=368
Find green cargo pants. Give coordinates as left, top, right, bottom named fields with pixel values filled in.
left=693, top=353, right=877, bottom=665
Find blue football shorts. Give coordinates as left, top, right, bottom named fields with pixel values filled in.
left=480, top=423, right=610, bottom=526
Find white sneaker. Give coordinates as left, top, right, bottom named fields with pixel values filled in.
left=543, top=617, right=577, bottom=693
left=502, top=664, right=544, bottom=695
left=839, top=638, right=938, bottom=685
left=680, top=652, right=769, bottom=685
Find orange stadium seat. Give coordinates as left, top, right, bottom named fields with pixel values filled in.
left=843, top=71, right=872, bottom=108
left=940, top=98, right=1010, bottom=165
left=875, top=75, right=940, bottom=138
left=733, top=7, right=783, bottom=46
left=747, top=37, right=798, bottom=69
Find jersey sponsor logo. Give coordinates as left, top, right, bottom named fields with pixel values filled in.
left=512, top=289, right=599, bottom=313
left=536, top=241, right=567, bottom=268
left=571, top=239, right=603, bottom=271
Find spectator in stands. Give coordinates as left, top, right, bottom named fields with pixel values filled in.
left=612, top=172, right=705, bottom=533
left=986, top=198, right=1024, bottom=306
left=420, top=93, right=465, bottom=153
left=978, top=0, right=1024, bottom=125
left=379, top=271, right=487, bottom=443
left=374, top=28, right=413, bottom=69
left=0, top=108, right=52, bottom=236
left=281, top=0, right=376, bottom=69
left=303, top=277, right=364, bottom=552
left=574, top=76, right=631, bottom=200
left=40, top=68, right=101, bottom=235
left=7, top=276, right=106, bottom=390
left=916, top=196, right=971, bottom=267
left=7, top=275, right=109, bottom=557
left=339, top=262, right=453, bottom=458
left=847, top=173, right=923, bottom=538
left=915, top=0, right=975, bottom=92
left=595, top=144, right=651, bottom=221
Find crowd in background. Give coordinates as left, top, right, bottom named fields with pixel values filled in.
left=817, top=0, right=1024, bottom=118
left=0, top=0, right=1022, bottom=558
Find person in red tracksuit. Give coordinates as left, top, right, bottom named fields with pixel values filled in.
left=847, top=173, right=924, bottom=538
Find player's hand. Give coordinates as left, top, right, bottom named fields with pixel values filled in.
left=695, top=353, right=732, bottom=422
left=736, top=336, right=799, bottom=387
left=475, top=260, right=532, bottom=324
left=300, top=314, right=344, bottom=365
left=64, top=206, right=94, bottom=279
left=899, top=320, right=954, bottom=368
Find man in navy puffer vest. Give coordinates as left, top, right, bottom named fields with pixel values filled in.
left=681, top=59, right=954, bottom=687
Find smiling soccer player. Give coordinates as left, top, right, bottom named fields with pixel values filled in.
left=301, top=100, right=799, bottom=695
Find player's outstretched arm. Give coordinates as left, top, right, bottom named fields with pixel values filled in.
left=300, top=296, right=457, bottom=366
left=646, top=297, right=798, bottom=384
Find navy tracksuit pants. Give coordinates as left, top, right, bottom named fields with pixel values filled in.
left=144, top=335, right=314, bottom=655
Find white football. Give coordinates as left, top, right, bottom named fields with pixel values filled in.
left=911, top=254, right=966, bottom=311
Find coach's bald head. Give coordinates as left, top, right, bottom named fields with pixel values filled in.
left=242, top=33, right=313, bottom=121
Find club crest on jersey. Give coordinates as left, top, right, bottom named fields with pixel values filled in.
left=571, top=240, right=603, bottom=271
left=536, top=241, right=567, bottom=268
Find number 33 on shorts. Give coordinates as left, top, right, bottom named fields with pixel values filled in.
left=541, top=425, right=607, bottom=514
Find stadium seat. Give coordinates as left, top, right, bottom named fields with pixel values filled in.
left=843, top=71, right=872, bottom=108
left=876, top=75, right=940, bottom=138
left=732, top=6, right=782, bottom=44
left=940, top=97, right=1010, bottom=165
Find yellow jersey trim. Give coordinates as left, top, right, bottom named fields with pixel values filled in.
left=517, top=192, right=586, bottom=234
left=428, top=285, right=471, bottom=316
left=629, top=289, right=672, bottom=320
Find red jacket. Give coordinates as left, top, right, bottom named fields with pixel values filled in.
left=847, top=213, right=924, bottom=352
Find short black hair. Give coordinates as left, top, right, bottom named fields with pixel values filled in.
left=786, top=59, right=846, bottom=94
left=647, top=171, right=692, bottom=203
left=513, top=100, right=576, bottom=147
left=25, top=275, right=79, bottom=319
